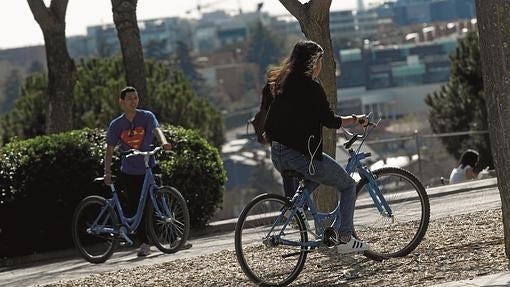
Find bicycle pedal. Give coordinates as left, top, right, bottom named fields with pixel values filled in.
left=119, top=226, right=134, bottom=246
left=119, top=241, right=132, bottom=247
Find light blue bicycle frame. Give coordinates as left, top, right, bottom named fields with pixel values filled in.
left=270, top=133, right=393, bottom=249
left=88, top=149, right=172, bottom=243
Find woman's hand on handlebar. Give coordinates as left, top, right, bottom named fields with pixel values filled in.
left=353, top=114, right=370, bottom=128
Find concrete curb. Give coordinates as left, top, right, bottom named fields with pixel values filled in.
left=208, top=178, right=499, bottom=234
left=426, top=177, right=498, bottom=199
left=433, top=271, right=510, bottom=286
left=0, top=249, right=79, bottom=270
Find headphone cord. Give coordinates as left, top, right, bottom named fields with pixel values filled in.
left=307, top=135, right=322, bottom=175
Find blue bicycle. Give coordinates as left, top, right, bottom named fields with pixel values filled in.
left=235, top=117, right=430, bottom=286
left=72, top=147, right=190, bottom=263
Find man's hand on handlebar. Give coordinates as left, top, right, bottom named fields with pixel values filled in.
left=162, top=142, right=172, bottom=151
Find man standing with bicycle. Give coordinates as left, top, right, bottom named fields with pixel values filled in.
left=103, top=86, right=171, bottom=257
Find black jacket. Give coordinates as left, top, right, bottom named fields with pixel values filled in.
left=264, top=74, right=342, bottom=160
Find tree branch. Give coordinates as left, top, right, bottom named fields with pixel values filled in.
left=309, top=0, right=331, bottom=20
left=111, top=0, right=138, bottom=11
left=279, top=0, right=304, bottom=21
left=308, top=0, right=332, bottom=12
left=27, top=0, right=51, bottom=26
left=49, top=0, right=69, bottom=24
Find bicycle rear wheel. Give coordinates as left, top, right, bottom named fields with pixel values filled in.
left=235, top=193, right=308, bottom=287
left=72, top=195, right=119, bottom=263
left=146, top=186, right=190, bottom=253
left=353, top=167, right=430, bottom=259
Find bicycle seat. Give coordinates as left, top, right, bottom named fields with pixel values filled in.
left=281, top=170, right=305, bottom=180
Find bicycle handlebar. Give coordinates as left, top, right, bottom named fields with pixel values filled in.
left=342, top=113, right=381, bottom=150
left=124, top=146, right=163, bottom=158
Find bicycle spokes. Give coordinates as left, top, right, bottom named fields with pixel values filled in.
left=354, top=167, right=430, bottom=259
left=72, top=196, right=119, bottom=264
left=147, top=187, right=190, bottom=254
left=235, top=194, right=308, bottom=286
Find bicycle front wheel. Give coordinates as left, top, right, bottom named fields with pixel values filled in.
left=146, top=186, right=190, bottom=253
left=353, top=167, right=430, bottom=259
left=72, top=195, right=119, bottom=263
left=235, top=193, right=308, bottom=287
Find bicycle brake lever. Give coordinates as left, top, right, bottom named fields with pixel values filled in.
left=343, top=134, right=360, bottom=149
left=341, top=127, right=355, bottom=137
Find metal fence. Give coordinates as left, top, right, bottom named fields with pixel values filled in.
left=363, top=130, right=490, bottom=188
left=214, top=129, right=491, bottom=220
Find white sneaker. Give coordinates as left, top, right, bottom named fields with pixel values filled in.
left=137, top=243, right=151, bottom=257
left=337, top=237, right=370, bottom=254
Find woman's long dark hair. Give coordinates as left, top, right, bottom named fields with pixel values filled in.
left=458, top=149, right=479, bottom=168
left=266, top=40, right=324, bottom=96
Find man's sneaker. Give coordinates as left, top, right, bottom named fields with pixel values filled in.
left=182, top=242, right=193, bottom=250
left=337, top=237, right=370, bottom=254
left=137, top=243, right=151, bottom=257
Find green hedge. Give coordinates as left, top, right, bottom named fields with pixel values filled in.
left=157, top=126, right=226, bottom=227
left=0, top=126, right=226, bottom=258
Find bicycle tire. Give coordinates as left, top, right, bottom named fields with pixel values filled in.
left=353, top=167, right=430, bottom=260
left=235, top=193, right=308, bottom=287
left=146, top=186, right=190, bottom=253
left=72, top=195, right=119, bottom=263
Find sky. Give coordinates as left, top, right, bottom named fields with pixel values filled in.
left=0, top=0, right=365, bottom=50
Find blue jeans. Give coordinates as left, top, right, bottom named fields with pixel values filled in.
left=282, top=175, right=298, bottom=198
left=270, top=141, right=356, bottom=237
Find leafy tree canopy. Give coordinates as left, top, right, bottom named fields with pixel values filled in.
left=0, top=57, right=224, bottom=148
left=425, top=32, right=492, bottom=169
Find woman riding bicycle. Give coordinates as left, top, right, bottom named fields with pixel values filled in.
left=264, top=39, right=370, bottom=253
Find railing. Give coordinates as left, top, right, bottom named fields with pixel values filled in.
left=363, top=130, right=490, bottom=187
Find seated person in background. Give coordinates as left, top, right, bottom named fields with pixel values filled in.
left=449, top=149, right=479, bottom=184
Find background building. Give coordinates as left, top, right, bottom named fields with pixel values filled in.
left=388, top=0, right=476, bottom=26
left=338, top=37, right=459, bottom=90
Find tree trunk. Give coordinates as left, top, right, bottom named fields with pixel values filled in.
left=279, top=0, right=338, bottom=212
left=27, top=0, right=76, bottom=133
left=476, top=0, right=510, bottom=258
left=111, top=0, right=149, bottom=107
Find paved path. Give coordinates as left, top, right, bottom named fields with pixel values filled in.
left=0, top=230, right=238, bottom=287
left=0, top=178, right=500, bottom=287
